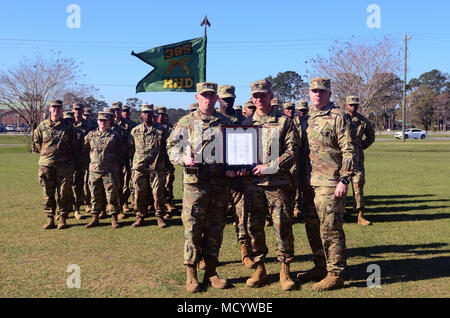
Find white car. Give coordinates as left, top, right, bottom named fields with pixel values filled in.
left=395, top=128, right=427, bottom=139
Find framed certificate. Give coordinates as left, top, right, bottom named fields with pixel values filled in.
left=223, top=126, right=259, bottom=170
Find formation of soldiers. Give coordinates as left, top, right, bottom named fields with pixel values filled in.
left=33, top=76, right=375, bottom=293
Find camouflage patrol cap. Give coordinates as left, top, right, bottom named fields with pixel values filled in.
left=190, top=103, right=198, bottom=112
left=250, top=79, right=272, bottom=95
left=234, top=105, right=242, bottom=111
left=102, top=107, right=115, bottom=116
left=111, top=101, right=123, bottom=110
left=244, top=100, right=256, bottom=108
left=83, top=107, right=93, bottom=114
left=97, top=112, right=109, bottom=121
left=310, top=77, right=331, bottom=91
left=296, top=100, right=309, bottom=110
left=72, top=102, right=84, bottom=110
left=196, top=82, right=218, bottom=95
left=122, top=105, right=130, bottom=111
left=283, top=102, right=295, bottom=110
left=346, top=96, right=360, bottom=105
left=63, top=111, right=74, bottom=119
left=271, top=98, right=280, bottom=106
left=157, top=106, right=167, bottom=114
left=218, top=85, right=236, bottom=98
left=141, top=104, right=154, bottom=112
left=49, top=99, right=63, bottom=108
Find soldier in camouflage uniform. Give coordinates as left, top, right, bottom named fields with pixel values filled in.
left=243, top=100, right=256, bottom=119
left=33, top=99, right=79, bottom=230
left=129, top=105, right=170, bottom=228
left=116, top=104, right=138, bottom=215
left=241, top=80, right=300, bottom=291
left=297, top=77, right=358, bottom=292
left=83, top=111, right=125, bottom=229
left=282, top=101, right=295, bottom=119
left=167, top=82, right=233, bottom=293
left=71, top=103, right=96, bottom=220
left=216, top=85, right=255, bottom=269
left=155, top=106, right=176, bottom=216
left=344, top=96, right=375, bottom=226
left=271, top=98, right=281, bottom=112
left=105, top=104, right=130, bottom=219
left=293, top=100, right=309, bottom=218
left=83, top=107, right=98, bottom=129
left=189, top=102, right=198, bottom=113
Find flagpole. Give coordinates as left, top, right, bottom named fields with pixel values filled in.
left=200, top=15, right=210, bottom=81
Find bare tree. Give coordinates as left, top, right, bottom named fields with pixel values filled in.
left=0, top=52, right=94, bottom=150
left=306, top=37, right=402, bottom=121
left=433, top=93, right=449, bottom=131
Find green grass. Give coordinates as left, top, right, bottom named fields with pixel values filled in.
left=0, top=140, right=449, bottom=298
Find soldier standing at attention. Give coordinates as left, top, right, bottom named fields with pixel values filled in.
left=72, top=102, right=95, bottom=220
left=33, top=99, right=78, bottom=230
left=293, top=100, right=309, bottom=219
left=282, top=102, right=296, bottom=119
left=189, top=102, right=198, bottom=113
left=217, top=85, right=255, bottom=269
left=117, top=104, right=138, bottom=215
left=344, top=96, right=375, bottom=226
left=167, top=82, right=233, bottom=293
left=298, top=77, right=357, bottom=291
left=243, top=100, right=256, bottom=118
left=155, top=106, right=176, bottom=215
left=241, top=80, right=300, bottom=291
left=83, top=111, right=124, bottom=229
left=270, top=98, right=281, bottom=112
left=129, top=105, right=170, bottom=228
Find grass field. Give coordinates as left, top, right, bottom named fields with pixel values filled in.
left=0, top=135, right=449, bottom=298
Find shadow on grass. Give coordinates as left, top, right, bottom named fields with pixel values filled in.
left=345, top=193, right=450, bottom=223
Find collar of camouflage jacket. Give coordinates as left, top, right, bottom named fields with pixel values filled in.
left=193, top=109, right=221, bottom=123
left=251, top=106, right=281, bottom=124
left=310, top=102, right=336, bottom=118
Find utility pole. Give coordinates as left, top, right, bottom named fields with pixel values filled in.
left=402, top=34, right=412, bottom=142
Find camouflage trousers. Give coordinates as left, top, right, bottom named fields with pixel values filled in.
left=38, top=165, right=73, bottom=217
left=84, top=170, right=91, bottom=206
left=350, top=168, right=365, bottom=211
left=72, top=168, right=88, bottom=210
left=245, top=183, right=295, bottom=264
left=165, top=163, right=175, bottom=204
left=133, top=170, right=166, bottom=218
left=88, top=171, right=121, bottom=215
left=181, top=181, right=228, bottom=265
left=230, top=188, right=248, bottom=244
left=122, top=164, right=132, bottom=205
left=304, top=185, right=347, bottom=275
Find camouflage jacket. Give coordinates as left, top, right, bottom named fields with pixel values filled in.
left=307, top=103, right=357, bottom=187
left=129, top=122, right=169, bottom=171
left=110, top=123, right=130, bottom=166
left=167, top=109, right=233, bottom=184
left=33, top=119, right=78, bottom=168
left=242, top=107, right=300, bottom=186
left=294, top=116, right=309, bottom=184
left=73, top=119, right=96, bottom=169
left=83, top=128, right=124, bottom=173
left=117, top=118, right=138, bottom=134
left=220, top=109, right=246, bottom=125
left=346, top=112, right=375, bottom=164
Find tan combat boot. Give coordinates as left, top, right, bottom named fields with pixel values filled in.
left=185, top=265, right=200, bottom=293
left=165, top=202, right=174, bottom=213
left=131, top=216, right=145, bottom=228
left=74, top=210, right=83, bottom=220
left=246, top=262, right=267, bottom=288
left=43, top=216, right=56, bottom=229
left=57, top=215, right=68, bottom=230
left=117, top=211, right=127, bottom=220
left=197, top=259, right=206, bottom=270
left=203, top=257, right=228, bottom=289
left=85, top=205, right=92, bottom=213
left=280, top=263, right=296, bottom=291
left=240, top=243, right=256, bottom=269
left=156, top=216, right=167, bottom=228
left=357, top=211, right=372, bottom=226
left=99, top=210, right=107, bottom=219
left=85, top=214, right=99, bottom=228
left=111, top=214, right=120, bottom=229
left=296, top=266, right=327, bottom=282
left=312, top=272, right=344, bottom=291
left=122, top=203, right=130, bottom=213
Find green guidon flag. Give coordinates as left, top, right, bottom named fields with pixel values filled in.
left=132, top=37, right=206, bottom=93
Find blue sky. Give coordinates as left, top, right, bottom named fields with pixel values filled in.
left=0, top=0, right=449, bottom=109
